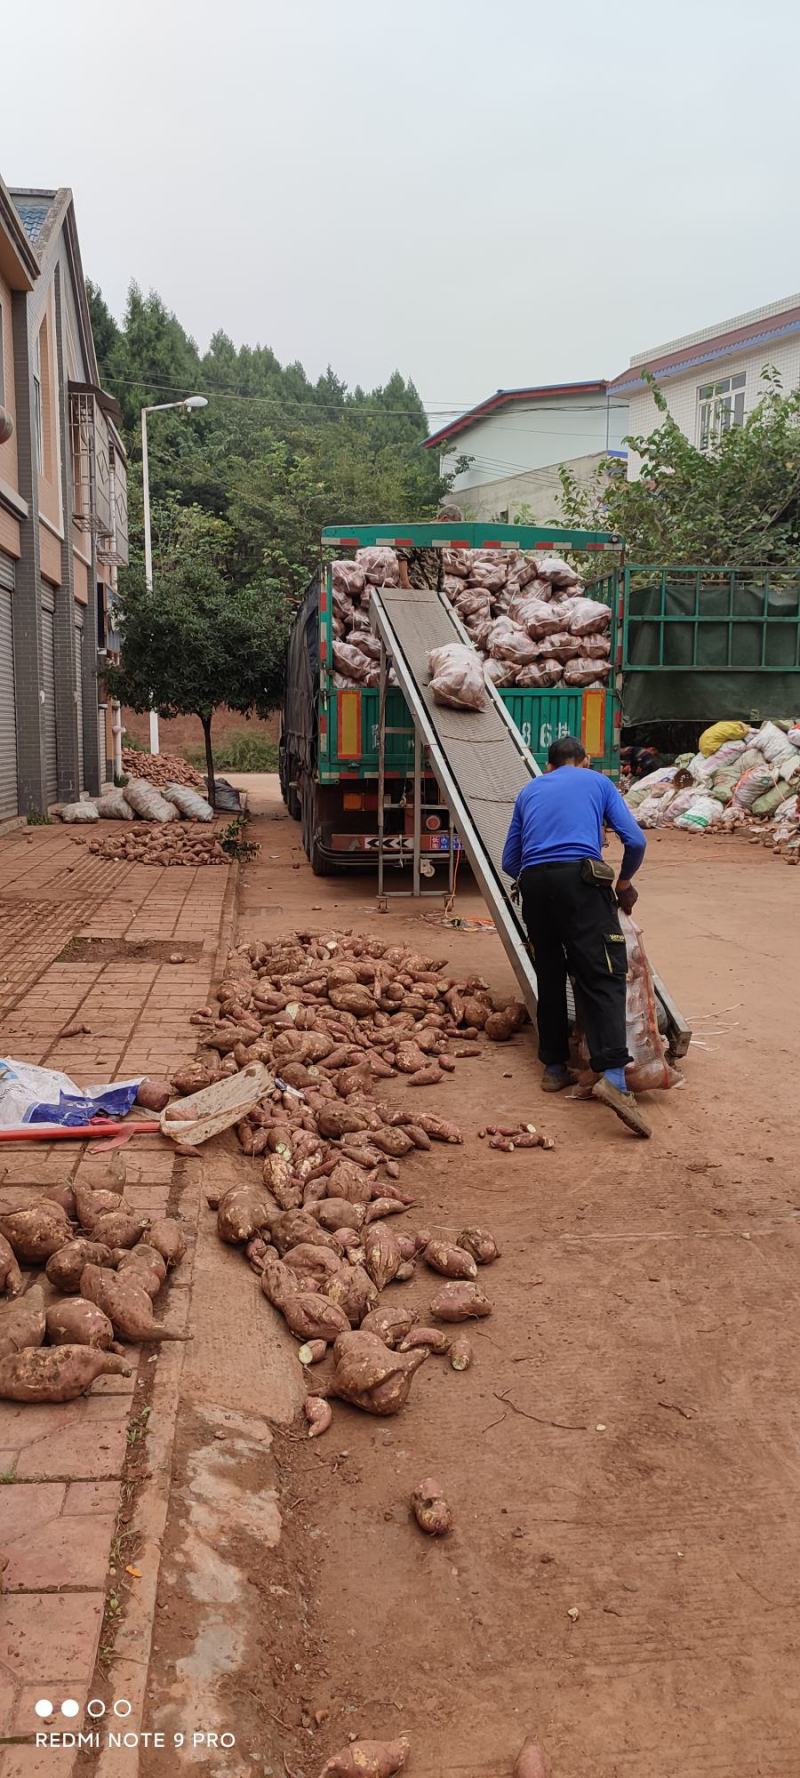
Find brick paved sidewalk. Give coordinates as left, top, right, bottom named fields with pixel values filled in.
left=0, top=826, right=232, bottom=1776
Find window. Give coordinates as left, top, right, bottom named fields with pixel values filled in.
left=697, top=372, right=746, bottom=451
left=33, top=326, right=44, bottom=474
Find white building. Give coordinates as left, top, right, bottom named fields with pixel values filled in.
left=424, top=382, right=629, bottom=523
left=609, top=293, right=800, bottom=479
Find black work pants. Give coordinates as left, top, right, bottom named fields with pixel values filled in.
left=519, top=861, right=630, bottom=1074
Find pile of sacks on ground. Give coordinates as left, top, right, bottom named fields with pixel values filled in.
left=331, top=546, right=612, bottom=693
left=58, top=778, right=214, bottom=825
left=626, top=718, right=800, bottom=860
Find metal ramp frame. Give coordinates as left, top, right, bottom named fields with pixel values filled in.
left=370, top=579, right=692, bottom=1059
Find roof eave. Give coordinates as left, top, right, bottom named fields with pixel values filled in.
left=0, top=177, right=40, bottom=287
left=424, top=380, right=611, bottom=450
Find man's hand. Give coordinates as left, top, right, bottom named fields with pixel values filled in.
left=616, top=879, right=638, bottom=915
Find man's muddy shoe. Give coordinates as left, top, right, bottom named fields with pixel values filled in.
left=592, top=1076, right=652, bottom=1138
left=541, top=1066, right=576, bottom=1093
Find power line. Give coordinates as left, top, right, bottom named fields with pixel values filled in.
left=101, top=369, right=629, bottom=423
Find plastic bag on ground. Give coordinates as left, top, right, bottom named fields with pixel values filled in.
left=0, top=1058, right=141, bottom=1129
left=95, top=791, right=134, bottom=820
left=698, top=720, right=748, bottom=756
left=674, top=794, right=723, bottom=831
left=60, top=801, right=99, bottom=823
left=428, top=643, right=486, bottom=711
left=123, top=779, right=178, bottom=823
left=749, top=720, right=798, bottom=770
left=163, top=782, right=214, bottom=822
left=733, top=766, right=775, bottom=808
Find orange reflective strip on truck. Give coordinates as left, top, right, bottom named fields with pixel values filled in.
left=581, top=689, right=605, bottom=759
left=337, top=690, right=361, bottom=759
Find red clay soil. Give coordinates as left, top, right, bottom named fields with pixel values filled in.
left=143, top=785, right=800, bottom=1778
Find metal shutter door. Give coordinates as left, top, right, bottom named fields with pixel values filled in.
left=41, top=587, right=58, bottom=803
left=74, top=606, right=84, bottom=790
left=0, top=576, right=18, bottom=819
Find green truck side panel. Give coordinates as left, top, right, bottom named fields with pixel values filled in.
left=321, top=522, right=618, bottom=551
left=621, top=565, right=800, bottom=723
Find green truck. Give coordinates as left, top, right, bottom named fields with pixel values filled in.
left=280, top=524, right=800, bottom=875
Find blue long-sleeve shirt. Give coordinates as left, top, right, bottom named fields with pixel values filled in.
left=501, top=766, right=646, bottom=882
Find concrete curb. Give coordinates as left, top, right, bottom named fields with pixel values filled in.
left=94, top=859, right=240, bottom=1776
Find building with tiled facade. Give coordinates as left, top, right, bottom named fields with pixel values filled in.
left=0, top=175, right=127, bottom=820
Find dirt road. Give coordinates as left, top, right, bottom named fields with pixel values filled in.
left=143, top=778, right=800, bottom=1778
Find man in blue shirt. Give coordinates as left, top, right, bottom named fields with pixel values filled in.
left=502, top=734, right=650, bottom=1138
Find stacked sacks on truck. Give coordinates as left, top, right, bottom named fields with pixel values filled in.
left=330, top=547, right=612, bottom=692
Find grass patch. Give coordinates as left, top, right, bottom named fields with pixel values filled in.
left=26, top=811, right=52, bottom=825
left=185, top=730, right=279, bottom=773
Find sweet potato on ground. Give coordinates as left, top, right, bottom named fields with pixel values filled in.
left=449, top=1335, right=474, bottom=1371
left=325, top=1264, right=378, bottom=1327
left=305, top=1396, right=333, bottom=1438
left=0, top=1206, right=71, bottom=1263
left=360, top=1306, right=419, bottom=1348
left=0, top=1235, right=23, bottom=1299
left=458, top=1226, right=500, bottom=1265
left=327, top=1329, right=427, bottom=1416
left=89, top=1212, right=149, bottom=1251
left=115, top=1247, right=167, bottom=1297
left=423, top=1240, right=477, bottom=1281
left=80, top=1265, right=190, bottom=1343
left=140, top=1218, right=187, bottom=1267
left=45, top=1298, right=115, bottom=1349
left=399, top=1327, right=450, bottom=1355
left=45, top=1240, right=113, bottom=1295
left=411, top=1477, right=453, bottom=1536
left=429, top=1281, right=492, bottom=1321
left=318, top=1739, right=410, bottom=1778
left=0, top=1345, right=130, bottom=1402
left=279, top=1292, right=351, bottom=1343
left=217, top=1186, right=275, bottom=1245
left=364, top=1224, right=402, bottom=1291
left=514, top=1737, right=550, bottom=1778
left=0, top=1283, right=46, bottom=1358
left=136, top=1077, right=173, bottom=1113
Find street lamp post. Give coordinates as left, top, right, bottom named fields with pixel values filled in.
left=141, top=395, right=208, bottom=753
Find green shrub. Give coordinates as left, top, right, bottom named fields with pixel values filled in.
left=121, top=730, right=145, bottom=752
left=185, top=731, right=279, bottom=773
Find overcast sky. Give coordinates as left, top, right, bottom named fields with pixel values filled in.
left=5, top=0, right=800, bottom=425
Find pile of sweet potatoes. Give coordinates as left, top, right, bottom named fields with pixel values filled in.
left=0, top=1182, right=189, bottom=1401
left=197, top=931, right=514, bottom=1435
left=87, top=827, right=227, bottom=867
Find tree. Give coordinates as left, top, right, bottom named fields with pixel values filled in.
left=103, top=503, right=291, bottom=806
left=559, top=369, right=800, bottom=569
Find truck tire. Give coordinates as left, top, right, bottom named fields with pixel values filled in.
left=301, top=779, right=336, bottom=877
left=279, top=739, right=301, bottom=820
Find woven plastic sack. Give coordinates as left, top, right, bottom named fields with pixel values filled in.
left=535, top=555, right=579, bottom=588
left=60, top=801, right=99, bottom=823
left=788, top=728, right=800, bottom=750
left=654, top=787, right=698, bottom=827
left=488, top=624, right=539, bottom=667
left=567, top=596, right=612, bottom=637
left=442, top=549, right=472, bottom=578
left=626, top=767, right=676, bottom=809
left=750, top=720, right=798, bottom=772
left=428, top=643, right=486, bottom=711
left=515, top=661, right=563, bottom=688
left=698, top=720, right=748, bottom=757
left=465, top=562, right=507, bottom=594
left=751, top=782, right=792, bottom=818
left=163, top=782, right=214, bottom=822
left=539, top=631, right=582, bottom=663
left=333, top=640, right=371, bottom=684
left=355, top=546, right=400, bottom=586
left=708, top=764, right=742, bottom=805
left=332, top=560, right=367, bottom=599
left=563, top=656, right=606, bottom=687
left=484, top=658, right=516, bottom=689
left=674, top=794, right=723, bottom=831
left=123, top=779, right=178, bottom=823
left=619, top=915, right=682, bottom=1090
left=733, top=766, right=775, bottom=808
left=508, top=596, right=565, bottom=639
left=95, top=791, right=134, bottom=820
